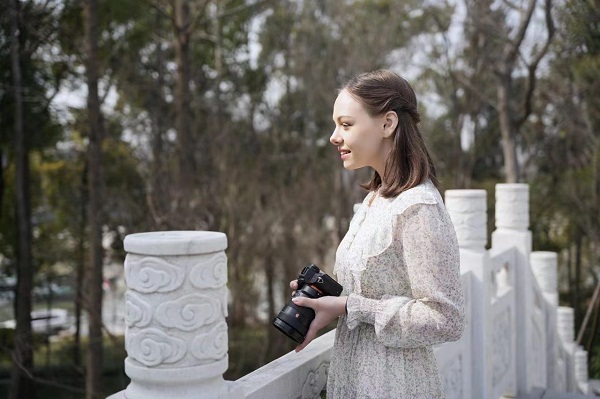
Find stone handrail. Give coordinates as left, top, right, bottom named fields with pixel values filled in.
left=107, top=184, right=590, bottom=399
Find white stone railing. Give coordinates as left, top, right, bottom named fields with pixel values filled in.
left=437, top=184, right=589, bottom=398
left=107, top=184, right=590, bottom=399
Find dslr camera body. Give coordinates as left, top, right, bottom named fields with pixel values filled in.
left=272, top=264, right=343, bottom=343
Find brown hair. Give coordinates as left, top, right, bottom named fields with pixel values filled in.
left=342, top=70, right=439, bottom=198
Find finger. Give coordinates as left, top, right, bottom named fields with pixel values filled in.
left=289, top=280, right=298, bottom=290
left=295, top=327, right=317, bottom=352
left=292, top=296, right=315, bottom=309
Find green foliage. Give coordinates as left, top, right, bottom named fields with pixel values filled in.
left=0, top=334, right=128, bottom=398
left=0, top=328, right=49, bottom=365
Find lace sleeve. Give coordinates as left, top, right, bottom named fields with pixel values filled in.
left=345, top=203, right=465, bottom=348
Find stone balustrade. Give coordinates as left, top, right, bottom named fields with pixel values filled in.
left=106, top=184, right=590, bottom=399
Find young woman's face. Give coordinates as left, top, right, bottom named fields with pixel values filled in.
left=330, top=89, right=389, bottom=174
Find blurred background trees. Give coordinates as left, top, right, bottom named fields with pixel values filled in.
left=0, top=0, right=598, bottom=397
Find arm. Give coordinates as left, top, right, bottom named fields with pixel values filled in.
left=345, top=203, right=465, bottom=348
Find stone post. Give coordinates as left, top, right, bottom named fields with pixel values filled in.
left=574, top=347, right=589, bottom=394
left=445, top=189, right=487, bottom=399
left=557, top=306, right=577, bottom=392
left=107, top=231, right=237, bottom=399
left=530, top=252, right=558, bottom=306
left=491, top=184, right=544, bottom=395
left=531, top=251, right=558, bottom=390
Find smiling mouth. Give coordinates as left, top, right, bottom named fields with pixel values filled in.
left=339, top=150, right=351, bottom=156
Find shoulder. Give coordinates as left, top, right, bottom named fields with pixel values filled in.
left=388, top=180, right=443, bottom=216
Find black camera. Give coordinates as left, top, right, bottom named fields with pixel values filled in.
left=272, top=264, right=343, bottom=343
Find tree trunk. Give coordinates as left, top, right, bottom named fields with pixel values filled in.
left=497, top=78, right=519, bottom=183
left=151, top=24, right=166, bottom=228
left=83, top=0, right=105, bottom=397
left=575, top=232, right=583, bottom=327
left=173, top=0, right=195, bottom=199
left=8, top=0, right=36, bottom=398
left=74, top=161, right=87, bottom=368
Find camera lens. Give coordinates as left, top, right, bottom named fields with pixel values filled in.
left=272, top=264, right=343, bottom=343
left=272, top=285, right=321, bottom=343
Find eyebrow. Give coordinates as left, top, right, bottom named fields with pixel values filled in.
left=333, top=115, right=356, bottom=121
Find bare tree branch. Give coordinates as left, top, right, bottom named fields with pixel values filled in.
left=516, top=0, right=555, bottom=126
left=150, top=1, right=175, bottom=25
left=188, top=0, right=273, bottom=35
left=502, top=0, right=520, bottom=11
left=503, top=0, right=537, bottom=67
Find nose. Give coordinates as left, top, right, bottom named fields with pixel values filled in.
left=330, top=128, right=342, bottom=146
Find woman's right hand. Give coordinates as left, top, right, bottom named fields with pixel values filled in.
left=289, top=279, right=298, bottom=295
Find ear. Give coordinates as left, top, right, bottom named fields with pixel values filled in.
left=382, top=111, right=398, bottom=139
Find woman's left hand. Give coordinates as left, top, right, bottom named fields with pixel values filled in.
left=292, top=295, right=347, bottom=352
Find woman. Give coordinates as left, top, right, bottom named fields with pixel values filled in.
left=290, top=70, right=464, bottom=399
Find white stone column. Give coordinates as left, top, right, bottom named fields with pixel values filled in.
left=445, top=189, right=488, bottom=253
left=531, top=252, right=558, bottom=306
left=491, top=184, right=544, bottom=395
left=107, top=231, right=236, bottom=399
left=557, top=306, right=577, bottom=392
left=557, top=307, right=575, bottom=343
left=494, top=184, right=529, bottom=232
left=531, top=251, right=559, bottom=391
left=445, top=189, right=487, bottom=399
left=574, top=347, right=589, bottom=394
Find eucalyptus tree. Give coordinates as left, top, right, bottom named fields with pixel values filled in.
left=424, top=0, right=555, bottom=185
left=475, top=0, right=553, bottom=183
left=0, top=0, right=64, bottom=397
left=7, top=1, right=34, bottom=397
left=81, top=0, right=106, bottom=396
left=532, top=0, right=600, bottom=336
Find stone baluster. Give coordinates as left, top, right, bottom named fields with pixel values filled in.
left=557, top=306, right=577, bottom=392
left=107, top=231, right=238, bottom=399
left=445, top=189, right=487, bottom=399
left=530, top=252, right=558, bottom=306
left=491, top=184, right=543, bottom=395
left=531, top=251, right=559, bottom=390
left=574, top=347, right=589, bottom=394
left=557, top=306, right=575, bottom=343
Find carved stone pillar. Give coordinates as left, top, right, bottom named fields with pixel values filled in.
left=531, top=251, right=559, bottom=390
left=495, top=184, right=529, bottom=232
left=574, top=347, right=589, bottom=393
left=530, top=252, right=558, bottom=305
left=445, top=189, right=487, bottom=252
left=557, top=306, right=577, bottom=391
left=109, top=231, right=233, bottom=399
left=445, top=189, right=488, bottom=398
left=557, top=307, right=575, bottom=343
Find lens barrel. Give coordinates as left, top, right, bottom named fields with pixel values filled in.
left=272, top=264, right=343, bottom=343
left=272, top=285, right=320, bottom=343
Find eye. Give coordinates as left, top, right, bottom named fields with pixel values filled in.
left=341, top=122, right=350, bottom=128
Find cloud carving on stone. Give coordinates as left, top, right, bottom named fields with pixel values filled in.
left=126, top=328, right=186, bottom=367
left=155, top=294, right=223, bottom=331
left=125, top=291, right=152, bottom=328
left=189, top=252, right=228, bottom=289
left=190, top=322, right=228, bottom=361
left=125, top=256, right=185, bottom=293
left=302, top=362, right=329, bottom=399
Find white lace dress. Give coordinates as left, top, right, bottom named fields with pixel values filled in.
left=327, top=180, right=464, bottom=399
